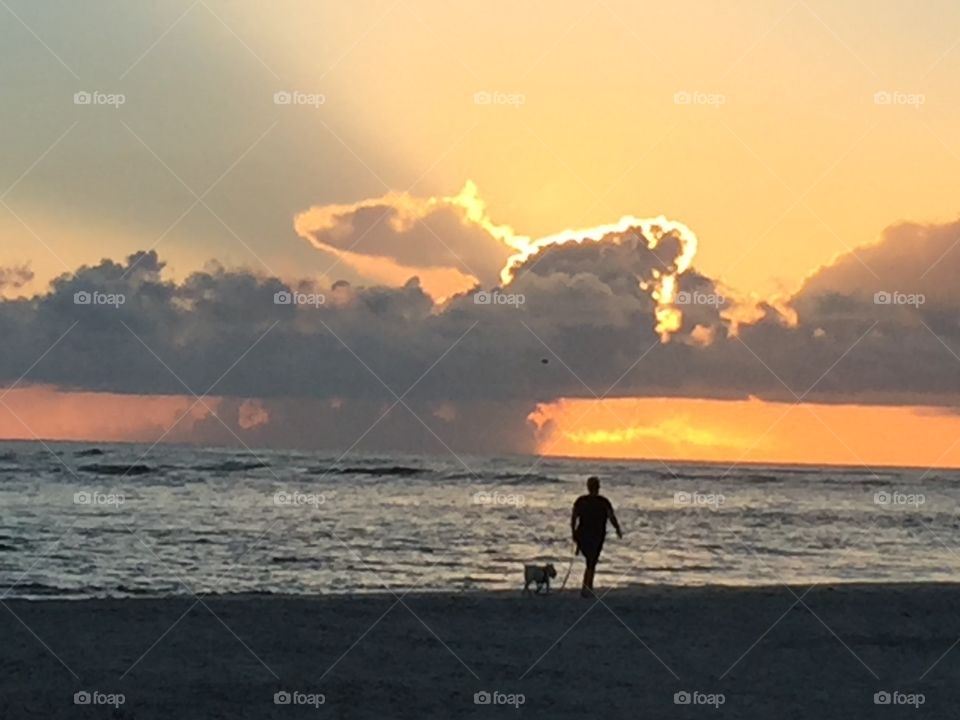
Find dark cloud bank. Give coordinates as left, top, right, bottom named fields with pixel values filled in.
left=2, top=218, right=959, bottom=453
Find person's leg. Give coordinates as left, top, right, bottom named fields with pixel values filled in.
left=581, top=552, right=598, bottom=596
left=584, top=562, right=596, bottom=589
left=581, top=538, right=604, bottom=595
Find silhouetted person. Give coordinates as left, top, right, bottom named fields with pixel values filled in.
left=571, top=476, right=622, bottom=597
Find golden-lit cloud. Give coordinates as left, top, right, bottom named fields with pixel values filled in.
left=293, top=181, right=511, bottom=300
left=504, top=215, right=698, bottom=340
left=295, top=181, right=701, bottom=339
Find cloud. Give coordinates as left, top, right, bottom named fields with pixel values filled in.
left=2, top=191, right=960, bottom=452
left=184, top=396, right=539, bottom=455
left=237, top=398, right=270, bottom=430
left=293, top=182, right=515, bottom=299
left=724, top=219, right=960, bottom=404
left=0, top=264, right=34, bottom=292
left=292, top=181, right=699, bottom=333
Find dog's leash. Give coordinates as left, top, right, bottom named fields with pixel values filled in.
left=558, top=545, right=577, bottom=591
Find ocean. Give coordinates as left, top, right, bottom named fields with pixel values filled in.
left=0, top=440, right=956, bottom=599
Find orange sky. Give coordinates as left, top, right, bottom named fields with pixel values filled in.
left=0, top=387, right=214, bottom=444
left=2, top=387, right=959, bottom=470
left=531, top=397, right=960, bottom=469
left=4, top=1, right=960, bottom=300
left=3, top=2, right=960, bottom=467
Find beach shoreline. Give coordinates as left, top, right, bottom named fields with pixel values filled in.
left=3, top=583, right=957, bottom=718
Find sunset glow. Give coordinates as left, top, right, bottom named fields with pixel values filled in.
left=3, top=0, right=960, bottom=468
left=531, top=397, right=960, bottom=469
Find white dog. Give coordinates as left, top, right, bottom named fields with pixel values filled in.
left=523, top=563, right=557, bottom=594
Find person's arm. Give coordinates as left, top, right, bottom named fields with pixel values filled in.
left=571, top=502, right=579, bottom=543
left=608, top=502, right=623, bottom=538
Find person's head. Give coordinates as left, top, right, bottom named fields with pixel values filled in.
left=586, top=476, right=600, bottom=495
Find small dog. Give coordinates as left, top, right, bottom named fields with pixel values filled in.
left=523, top=563, right=557, bottom=594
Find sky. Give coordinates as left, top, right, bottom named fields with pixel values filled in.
left=2, top=0, right=960, bottom=468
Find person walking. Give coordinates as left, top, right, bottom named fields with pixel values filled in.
left=571, top=476, right=622, bottom=597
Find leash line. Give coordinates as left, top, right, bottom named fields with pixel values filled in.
left=558, top=545, right=577, bottom=590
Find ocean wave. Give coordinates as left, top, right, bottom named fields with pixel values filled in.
left=74, top=459, right=271, bottom=476
left=437, top=471, right=475, bottom=480
left=656, top=467, right=906, bottom=483
left=655, top=470, right=783, bottom=484
left=746, top=545, right=820, bottom=557
left=75, top=448, right=105, bottom=457
left=643, top=564, right=718, bottom=573
left=655, top=470, right=703, bottom=481
left=494, top=472, right=564, bottom=484
left=311, top=465, right=427, bottom=477
left=79, top=463, right=153, bottom=476
left=819, top=475, right=899, bottom=486
left=115, top=584, right=180, bottom=596
left=738, top=473, right=781, bottom=484
left=195, top=460, right=269, bottom=472
left=440, top=471, right=563, bottom=484
left=2, top=581, right=102, bottom=597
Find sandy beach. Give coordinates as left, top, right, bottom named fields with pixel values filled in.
left=1, top=583, right=956, bottom=718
